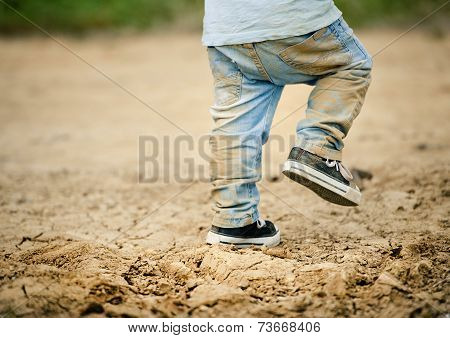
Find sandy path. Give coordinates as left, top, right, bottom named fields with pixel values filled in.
left=0, top=30, right=449, bottom=317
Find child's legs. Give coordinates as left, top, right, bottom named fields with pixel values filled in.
left=295, top=19, right=372, bottom=161
left=208, top=47, right=283, bottom=228
left=256, top=17, right=372, bottom=161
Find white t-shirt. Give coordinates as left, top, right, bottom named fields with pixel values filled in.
left=202, top=0, right=342, bottom=46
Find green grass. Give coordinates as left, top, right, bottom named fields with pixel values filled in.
left=0, top=0, right=447, bottom=34
left=334, top=0, right=449, bottom=28
left=0, top=0, right=203, bottom=34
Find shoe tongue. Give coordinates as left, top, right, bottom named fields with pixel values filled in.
left=338, top=163, right=354, bottom=181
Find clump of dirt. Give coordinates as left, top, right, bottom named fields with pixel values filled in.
left=1, top=195, right=448, bottom=318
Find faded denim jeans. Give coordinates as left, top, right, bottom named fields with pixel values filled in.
left=207, top=17, right=372, bottom=228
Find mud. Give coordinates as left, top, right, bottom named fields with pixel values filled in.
left=0, top=30, right=449, bottom=317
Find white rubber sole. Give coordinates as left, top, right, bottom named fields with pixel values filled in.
left=283, top=160, right=361, bottom=206
left=205, top=227, right=281, bottom=248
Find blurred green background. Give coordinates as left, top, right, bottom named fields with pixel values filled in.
left=0, top=0, right=448, bottom=34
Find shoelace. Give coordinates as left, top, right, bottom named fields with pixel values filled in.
left=324, top=159, right=354, bottom=181
left=256, top=219, right=266, bottom=229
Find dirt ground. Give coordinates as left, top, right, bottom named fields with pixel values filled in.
left=0, top=29, right=449, bottom=318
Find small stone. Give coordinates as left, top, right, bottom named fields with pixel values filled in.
left=291, top=294, right=312, bottom=312
left=441, top=189, right=450, bottom=197
left=376, top=272, right=410, bottom=293
left=157, top=282, right=171, bottom=294
left=416, top=260, right=432, bottom=275
left=357, top=257, right=368, bottom=266
left=325, top=272, right=347, bottom=297
left=415, top=143, right=428, bottom=151
left=238, top=279, right=250, bottom=289
left=186, top=279, right=203, bottom=290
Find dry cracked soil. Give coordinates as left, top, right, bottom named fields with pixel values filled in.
left=0, top=30, right=449, bottom=317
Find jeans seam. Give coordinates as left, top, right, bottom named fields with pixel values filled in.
left=342, top=21, right=367, bottom=58
left=329, top=20, right=352, bottom=57
left=246, top=44, right=273, bottom=82
left=345, top=73, right=370, bottom=126
left=254, top=85, right=278, bottom=179
left=261, top=86, right=279, bottom=144
left=247, top=87, right=278, bottom=217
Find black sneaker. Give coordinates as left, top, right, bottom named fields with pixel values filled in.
left=282, top=147, right=361, bottom=206
left=206, top=219, right=280, bottom=248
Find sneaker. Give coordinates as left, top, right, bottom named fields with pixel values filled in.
left=282, top=147, right=361, bottom=206
left=205, top=219, right=280, bottom=248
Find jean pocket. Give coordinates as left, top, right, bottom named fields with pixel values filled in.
left=278, top=26, right=352, bottom=76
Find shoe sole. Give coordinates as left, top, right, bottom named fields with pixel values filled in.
left=205, top=228, right=281, bottom=248
left=282, top=160, right=361, bottom=206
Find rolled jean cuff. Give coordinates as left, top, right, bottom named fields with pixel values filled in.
left=296, top=139, right=342, bottom=161
left=212, top=209, right=259, bottom=228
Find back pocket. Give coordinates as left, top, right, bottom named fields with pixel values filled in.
left=278, top=27, right=352, bottom=76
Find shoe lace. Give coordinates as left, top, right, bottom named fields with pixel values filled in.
left=256, top=219, right=266, bottom=229
left=324, top=159, right=354, bottom=181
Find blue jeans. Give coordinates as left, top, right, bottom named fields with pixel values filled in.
left=208, top=17, right=372, bottom=228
